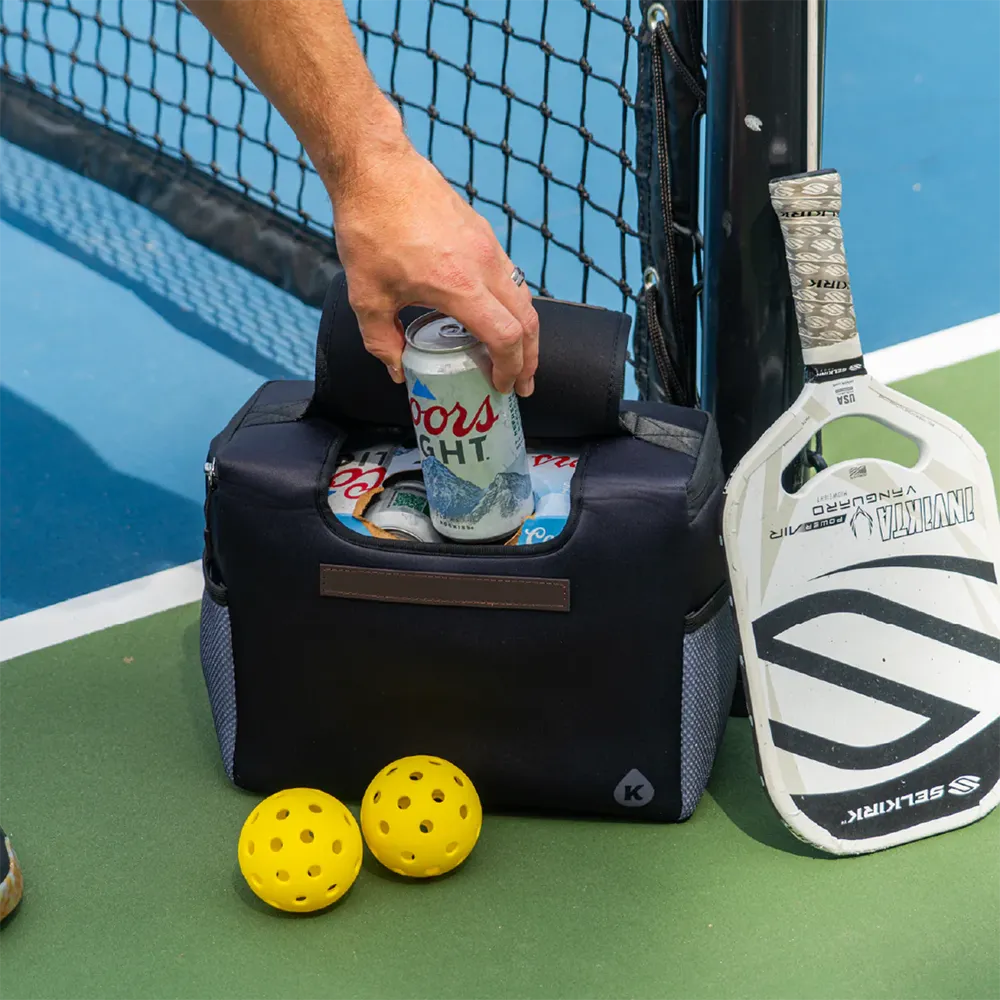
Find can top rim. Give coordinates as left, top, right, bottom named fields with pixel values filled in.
left=404, top=311, right=479, bottom=353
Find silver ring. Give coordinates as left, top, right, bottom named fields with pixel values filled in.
left=511, top=266, right=525, bottom=287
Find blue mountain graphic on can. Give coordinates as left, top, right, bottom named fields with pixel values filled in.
left=411, top=379, right=436, bottom=400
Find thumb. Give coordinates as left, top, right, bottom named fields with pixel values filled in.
left=358, top=311, right=406, bottom=384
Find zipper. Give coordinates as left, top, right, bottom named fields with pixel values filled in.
left=202, top=456, right=228, bottom=604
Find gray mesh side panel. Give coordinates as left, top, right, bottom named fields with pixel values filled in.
left=200, top=590, right=237, bottom=781
left=679, top=600, right=740, bottom=818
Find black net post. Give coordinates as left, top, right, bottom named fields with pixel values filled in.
left=701, top=0, right=826, bottom=715
left=701, top=0, right=826, bottom=474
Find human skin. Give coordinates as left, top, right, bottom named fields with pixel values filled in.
left=185, top=0, right=539, bottom=396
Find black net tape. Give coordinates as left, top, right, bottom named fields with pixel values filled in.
left=1, top=0, right=648, bottom=313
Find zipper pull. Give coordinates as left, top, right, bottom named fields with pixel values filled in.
left=204, top=458, right=218, bottom=491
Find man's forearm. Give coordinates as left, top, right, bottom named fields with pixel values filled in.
left=187, top=0, right=539, bottom=395
left=184, top=0, right=406, bottom=205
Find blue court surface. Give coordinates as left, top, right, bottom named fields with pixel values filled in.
left=1, top=0, right=999, bottom=622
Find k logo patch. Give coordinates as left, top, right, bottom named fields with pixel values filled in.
left=615, top=768, right=654, bottom=807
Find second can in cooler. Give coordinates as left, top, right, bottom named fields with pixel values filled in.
left=366, top=478, right=442, bottom=543
left=402, top=313, right=534, bottom=542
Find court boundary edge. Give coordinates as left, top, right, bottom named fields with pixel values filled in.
left=0, top=562, right=204, bottom=663
left=864, top=312, right=999, bottom=384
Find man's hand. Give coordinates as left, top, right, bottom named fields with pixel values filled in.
left=332, top=130, right=538, bottom=396
left=184, top=0, right=538, bottom=396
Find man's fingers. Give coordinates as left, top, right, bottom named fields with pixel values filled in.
left=487, top=261, right=538, bottom=397
left=442, top=292, right=524, bottom=394
left=356, top=309, right=406, bottom=383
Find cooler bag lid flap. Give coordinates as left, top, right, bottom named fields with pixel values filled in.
left=310, top=271, right=631, bottom=438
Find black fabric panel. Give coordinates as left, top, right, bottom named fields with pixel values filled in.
left=620, top=401, right=723, bottom=524
left=0, top=76, right=340, bottom=309
left=207, top=380, right=315, bottom=461
left=210, top=413, right=705, bottom=821
left=311, top=271, right=631, bottom=439
left=685, top=478, right=728, bottom=614
left=633, top=2, right=656, bottom=399
left=633, top=0, right=705, bottom=402
left=310, top=273, right=426, bottom=429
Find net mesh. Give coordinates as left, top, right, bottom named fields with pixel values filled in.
left=1, top=0, right=645, bottom=311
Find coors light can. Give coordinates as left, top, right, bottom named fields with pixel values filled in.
left=402, top=312, right=533, bottom=542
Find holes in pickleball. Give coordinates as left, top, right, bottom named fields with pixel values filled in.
left=251, top=811, right=260, bottom=824
left=454, top=775, right=464, bottom=787
left=386, top=767, right=397, bottom=775
left=373, top=790, right=382, bottom=804
left=276, top=870, right=290, bottom=882
left=247, top=841, right=255, bottom=855
left=397, top=796, right=411, bottom=810
left=300, top=829, right=314, bottom=844
left=431, top=789, right=445, bottom=803
left=459, top=805, right=468, bottom=819
left=307, top=864, right=322, bottom=878
left=446, top=841, right=459, bottom=855
left=308, top=803, right=322, bottom=813
left=332, top=840, right=343, bottom=855
left=343, top=812, right=352, bottom=827
left=251, top=873, right=263, bottom=887
left=294, top=896, right=308, bottom=904
left=419, top=820, right=434, bottom=834
left=379, top=820, right=390, bottom=835
left=425, top=866, right=441, bottom=876
left=270, top=837, right=283, bottom=852
left=401, top=851, right=416, bottom=862
left=327, top=884, right=338, bottom=894
left=410, top=771, right=423, bottom=781
left=276, top=809, right=289, bottom=820
left=428, top=759, right=443, bottom=765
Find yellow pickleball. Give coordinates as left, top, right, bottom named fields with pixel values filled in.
left=238, top=788, right=363, bottom=912
left=361, top=755, right=482, bottom=878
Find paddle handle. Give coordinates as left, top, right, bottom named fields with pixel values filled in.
left=769, top=169, right=863, bottom=368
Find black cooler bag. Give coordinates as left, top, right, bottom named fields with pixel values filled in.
left=199, top=274, right=738, bottom=821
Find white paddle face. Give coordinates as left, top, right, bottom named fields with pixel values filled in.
left=725, top=373, right=1000, bottom=854
left=724, top=170, right=1000, bottom=855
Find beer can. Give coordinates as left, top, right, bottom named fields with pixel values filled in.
left=327, top=444, right=395, bottom=515
left=366, top=478, right=442, bottom=543
left=402, top=312, right=534, bottom=542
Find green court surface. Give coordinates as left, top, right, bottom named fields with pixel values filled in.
left=1, top=355, right=999, bottom=1000
left=823, top=352, right=1000, bottom=495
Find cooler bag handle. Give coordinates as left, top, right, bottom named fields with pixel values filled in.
left=309, top=271, right=632, bottom=439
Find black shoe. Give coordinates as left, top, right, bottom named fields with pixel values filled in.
left=1, top=828, right=23, bottom=920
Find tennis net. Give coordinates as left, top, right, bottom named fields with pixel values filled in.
left=1, top=0, right=705, bottom=400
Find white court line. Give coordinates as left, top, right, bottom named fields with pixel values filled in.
left=2, top=313, right=997, bottom=662
left=865, top=312, right=1000, bottom=384
left=0, top=560, right=203, bottom=662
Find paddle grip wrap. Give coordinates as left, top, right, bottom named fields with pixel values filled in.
left=769, top=169, right=863, bottom=367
